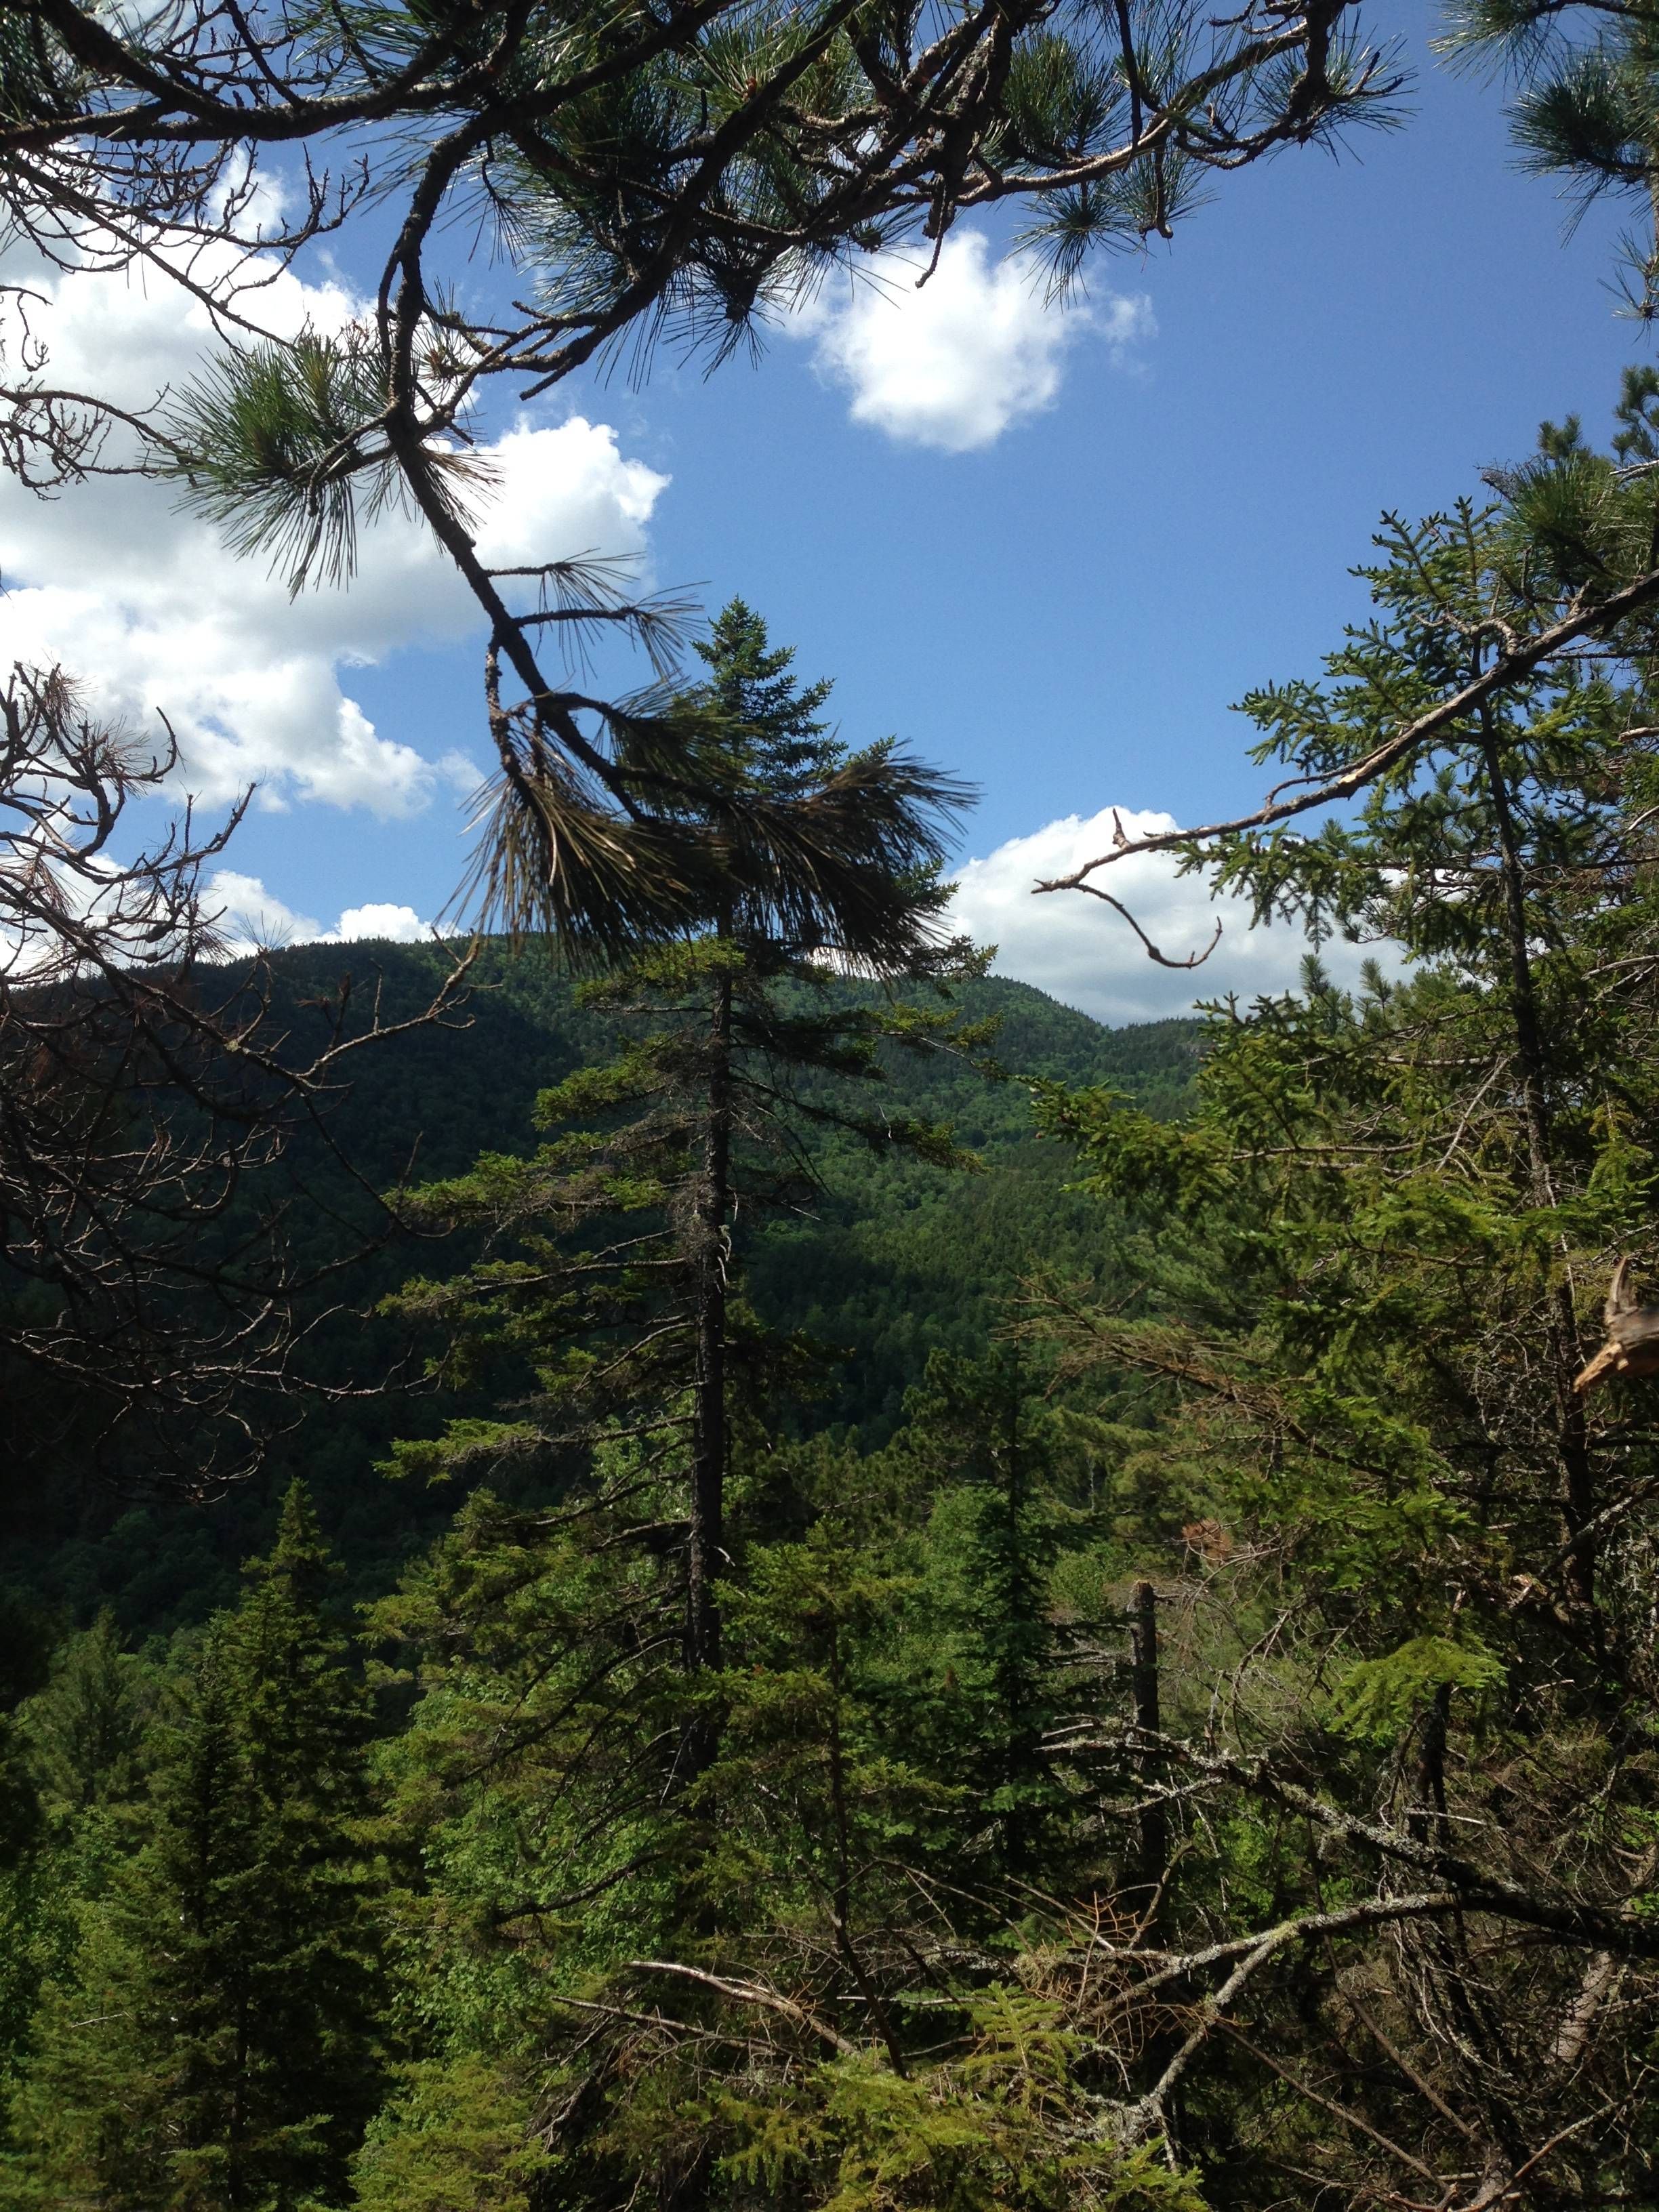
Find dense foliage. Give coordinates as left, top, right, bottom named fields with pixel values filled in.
left=1026, top=383, right=1659, bottom=2203
left=0, top=608, right=1220, bottom=2212
left=14, top=0, right=1659, bottom=2181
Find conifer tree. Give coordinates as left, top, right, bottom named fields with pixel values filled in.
left=25, top=1613, right=149, bottom=1820
left=911, top=1355, right=1069, bottom=1887
left=0, top=1611, right=154, bottom=2164
left=367, top=607, right=1081, bottom=2207
left=10, top=1485, right=384, bottom=2211
left=385, top=598, right=985, bottom=1731
left=1023, top=392, right=1659, bottom=2200
left=372, top=1353, right=1189, bottom=2212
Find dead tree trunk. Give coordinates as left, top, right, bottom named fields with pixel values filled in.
left=1130, top=1578, right=1168, bottom=1930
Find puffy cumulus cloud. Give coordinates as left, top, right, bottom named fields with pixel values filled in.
left=949, top=806, right=1397, bottom=1026
left=478, top=419, right=668, bottom=567
left=0, top=247, right=669, bottom=815
left=207, top=870, right=430, bottom=956
left=336, top=899, right=432, bottom=942
left=791, top=231, right=1153, bottom=452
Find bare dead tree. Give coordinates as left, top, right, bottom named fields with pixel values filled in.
left=1, top=663, right=470, bottom=1488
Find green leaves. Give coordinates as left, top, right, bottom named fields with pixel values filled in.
left=1326, top=1633, right=1506, bottom=1744
left=6, top=1490, right=386, bottom=2209
left=351, top=2055, right=554, bottom=2212
left=1013, top=401, right=1659, bottom=2200
left=1436, top=0, right=1659, bottom=318
left=1002, top=37, right=1124, bottom=170
left=714, top=1994, right=1206, bottom=2212
left=1031, top=1080, right=1230, bottom=1214
left=166, top=328, right=392, bottom=592
left=165, top=327, right=484, bottom=594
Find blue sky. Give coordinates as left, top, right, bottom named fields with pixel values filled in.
left=0, top=0, right=1642, bottom=1019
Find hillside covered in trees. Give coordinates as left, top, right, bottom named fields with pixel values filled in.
left=3, top=953, right=1202, bottom=1636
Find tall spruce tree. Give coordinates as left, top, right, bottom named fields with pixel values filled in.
left=384, top=598, right=984, bottom=1729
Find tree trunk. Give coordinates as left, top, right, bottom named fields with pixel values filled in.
left=1477, top=708, right=1597, bottom=1618
left=1129, top=1578, right=1168, bottom=1929
left=687, top=954, right=732, bottom=1687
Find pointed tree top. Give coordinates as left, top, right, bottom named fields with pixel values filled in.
left=245, top=1480, right=335, bottom=1593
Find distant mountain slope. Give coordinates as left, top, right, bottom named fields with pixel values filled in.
left=5, top=943, right=1204, bottom=1635
left=259, top=944, right=1203, bottom=1179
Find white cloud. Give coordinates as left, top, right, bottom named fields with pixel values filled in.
left=949, top=806, right=1395, bottom=1026
left=336, top=899, right=432, bottom=943
left=207, top=870, right=430, bottom=956
left=792, top=231, right=1153, bottom=452
left=0, top=247, right=669, bottom=816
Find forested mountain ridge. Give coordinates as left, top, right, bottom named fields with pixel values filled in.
left=264, top=937, right=1202, bottom=1185
left=3, top=941, right=1202, bottom=1639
